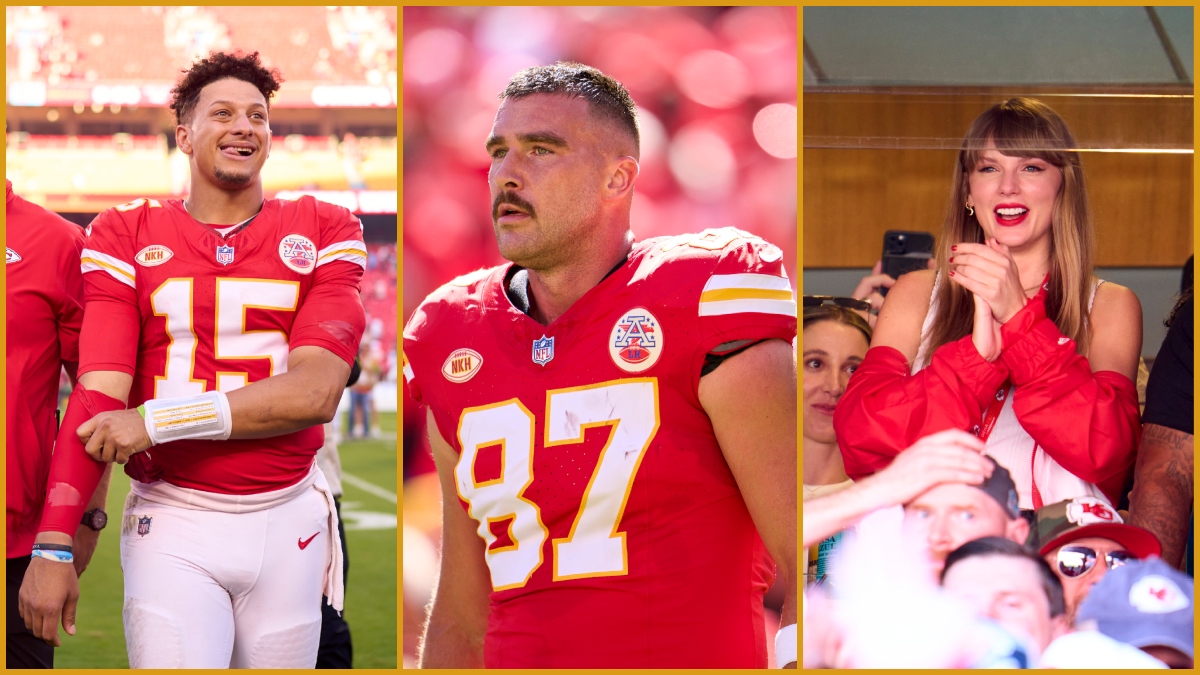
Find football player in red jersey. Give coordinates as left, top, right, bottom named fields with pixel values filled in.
left=6, top=181, right=114, bottom=669
left=404, top=63, right=797, bottom=668
left=18, top=52, right=366, bottom=668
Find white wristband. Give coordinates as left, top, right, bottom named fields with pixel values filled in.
left=142, top=390, right=233, bottom=444
left=774, top=623, right=797, bottom=668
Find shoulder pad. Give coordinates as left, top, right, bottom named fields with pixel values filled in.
left=406, top=265, right=503, bottom=338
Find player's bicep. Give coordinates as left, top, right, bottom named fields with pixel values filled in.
left=426, top=409, right=491, bottom=633
left=291, top=262, right=366, bottom=364
left=699, top=338, right=796, bottom=572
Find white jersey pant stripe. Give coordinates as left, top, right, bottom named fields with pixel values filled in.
left=120, top=479, right=333, bottom=668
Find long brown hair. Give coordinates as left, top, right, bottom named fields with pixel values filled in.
left=928, top=97, right=1095, bottom=356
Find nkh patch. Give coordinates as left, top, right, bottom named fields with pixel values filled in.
left=442, top=348, right=483, bottom=383
left=278, top=234, right=317, bottom=275
left=532, top=335, right=555, bottom=366
left=135, top=244, right=173, bottom=267
left=137, top=515, right=152, bottom=537
left=610, top=308, right=663, bottom=373
left=216, top=245, right=235, bottom=266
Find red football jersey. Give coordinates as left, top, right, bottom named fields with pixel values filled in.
left=403, top=228, right=796, bottom=668
left=6, top=182, right=86, bottom=557
left=80, top=196, right=366, bottom=494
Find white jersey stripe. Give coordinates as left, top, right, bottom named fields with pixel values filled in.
left=698, top=298, right=796, bottom=318
left=403, top=361, right=415, bottom=384
left=702, top=272, right=791, bottom=293
left=80, top=248, right=136, bottom=288
left=316, top=240, right=367, bottom=269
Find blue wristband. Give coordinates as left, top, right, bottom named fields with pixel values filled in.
left=31, top=549, right=74, bottom=564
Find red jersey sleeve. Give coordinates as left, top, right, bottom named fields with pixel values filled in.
left=998, top=293, right=1140, bottom=501
left=833, top=337, right=1010, bottom=480
left=56, top=222, right=86, bottom=365
left=289, top=203, right=366, bottom=364
left=401, top=349, right=422, bottom=404
left=78, top=208, right=141, bottom=376
left=695, top=230, right=797, bottom=352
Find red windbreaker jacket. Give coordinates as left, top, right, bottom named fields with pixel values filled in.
left=833, top=291, right=1139, bottom=506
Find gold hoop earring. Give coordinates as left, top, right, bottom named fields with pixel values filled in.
left=966, top=204, right=974, bottom=217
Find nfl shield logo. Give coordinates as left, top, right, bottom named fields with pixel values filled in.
left=532, top=335, right=555, bottom=366
left=216, top=245, right=235, bottom=266
left=137, top=516, right=152, bottom=537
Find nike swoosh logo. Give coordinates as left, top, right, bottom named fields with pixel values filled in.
left=298, top=533, right=320, bottom=550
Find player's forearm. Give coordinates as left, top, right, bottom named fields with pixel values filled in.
left=418, top=607, right=486, bottom=668
left=38, top=381, right=127, bottom=539
left=225, top=347, right=349, bottom=439
left=1127, top=424, right=1194, bottom=569
left=85, top=464, right=114, bottom=511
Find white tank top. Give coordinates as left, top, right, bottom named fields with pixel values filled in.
left=912, top=275, right=1110, bottom=509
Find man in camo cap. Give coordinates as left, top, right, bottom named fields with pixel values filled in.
left=1029, top=496, right=1161, bottom=624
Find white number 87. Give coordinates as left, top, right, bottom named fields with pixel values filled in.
left=453, top=379, right=660, bottom=591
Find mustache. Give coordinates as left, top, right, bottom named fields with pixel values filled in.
left=493, top=191, right=536, bottom=220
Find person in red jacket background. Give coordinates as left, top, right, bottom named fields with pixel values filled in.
left=6, top=181, right=113, bottom=668
left=833, top=98, right=1142, bottom=510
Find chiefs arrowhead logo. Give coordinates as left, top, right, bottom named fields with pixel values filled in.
left=6, top=248, right=21, bottom=265
left=1130, top=575, right=1189, bottom=613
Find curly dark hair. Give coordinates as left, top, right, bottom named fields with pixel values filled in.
left=169, top=51, right=283, bottom=126
left=500, top=62, right=639, bottom=156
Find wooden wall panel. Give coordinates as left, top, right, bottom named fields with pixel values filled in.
left=804, top=87, right=1193, bottom=268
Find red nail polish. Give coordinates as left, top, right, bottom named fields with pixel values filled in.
left=951, top=245, right=957, bottom=251
left=949, top=256, right=955, bottom=262
left=949, top=271, right=955, bottom=276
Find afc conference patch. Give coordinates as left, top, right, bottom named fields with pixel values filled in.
left=137, top=516, right=152, bottom=537
left=278, top=233, right=317, bottom=275
left=610, top=308, right=663, bottom=373
left=216, top=245, right=235, bottom=266
left=532, top=335, right=555, bottom=366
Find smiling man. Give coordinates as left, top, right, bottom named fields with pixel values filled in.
left=18, top=51, right=366, bottom=668
left=404, top=63, right=797, bottom=668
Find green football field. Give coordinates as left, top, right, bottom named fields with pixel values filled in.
left=56, top=412, right=398, bottom=668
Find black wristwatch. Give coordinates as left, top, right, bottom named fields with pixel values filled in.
left=81, top=508, right=107, bottom=532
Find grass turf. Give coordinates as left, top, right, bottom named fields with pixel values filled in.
left=55, top=412, right=398, bottom=668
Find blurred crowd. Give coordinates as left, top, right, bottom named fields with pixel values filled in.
left=6, top=5, right=396, bottom=86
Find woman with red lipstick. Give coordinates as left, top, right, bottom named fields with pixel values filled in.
left=833, top=98, right=1142, bottom=512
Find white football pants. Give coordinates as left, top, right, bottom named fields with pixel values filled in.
left=119, top=486, right=332, bottom=668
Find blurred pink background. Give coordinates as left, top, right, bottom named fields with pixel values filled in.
left=402, top=6, right=797, bottom=323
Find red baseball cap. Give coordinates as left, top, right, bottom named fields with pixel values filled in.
left=1029, top=496, right=1161, bottom=558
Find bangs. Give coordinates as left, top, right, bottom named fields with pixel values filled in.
left=961, top=98, right=1078, bottom=170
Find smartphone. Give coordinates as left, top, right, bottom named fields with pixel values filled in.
left=880, top=230, right=935, bottom=296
